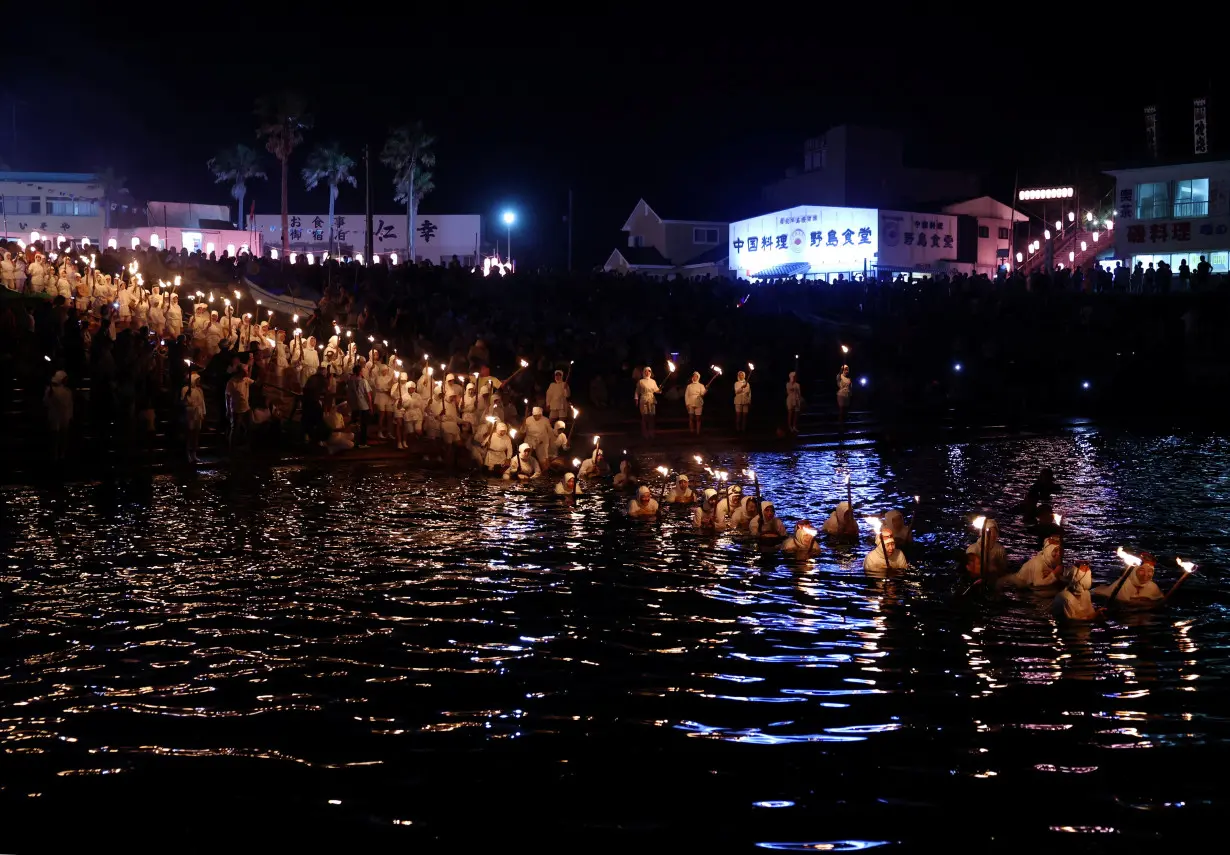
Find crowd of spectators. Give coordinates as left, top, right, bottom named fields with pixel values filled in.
left=0, top=239, right=1223, bottom=474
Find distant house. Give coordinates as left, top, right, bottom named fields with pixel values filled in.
left=604, top=198, right=731, bottom=279
left=940, top=196, right=1028, bottom=276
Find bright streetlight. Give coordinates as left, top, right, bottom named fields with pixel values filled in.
left=502, top=211, right=516, bottom=262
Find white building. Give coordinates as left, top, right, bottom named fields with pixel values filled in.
left=940, top=196, right=1027, bottom=276
left=250, top=212, right=482, bottom=265
left=1105, top=159, right=1230, bottom=272
left=728, top=204, right=974, bottom=279
left=0, top=171, right=105, bottom=243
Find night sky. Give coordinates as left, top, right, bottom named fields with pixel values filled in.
left=3, top=16, right=1221, bottom=268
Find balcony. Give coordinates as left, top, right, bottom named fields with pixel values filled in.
left=1136, top=200, right=1209, bottom=219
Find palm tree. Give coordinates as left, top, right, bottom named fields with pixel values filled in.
left=380, top=122, right=436, bottom=262
left=206, top=145, right=267, bottom=230
left=255, top=93, right=312, bottom=254
left=301, top=143, right=356, bottom=256
left=93, top=166, right=127, bottom=231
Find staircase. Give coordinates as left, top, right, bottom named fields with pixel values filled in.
left=1019, top=222, right=1111, bottom=276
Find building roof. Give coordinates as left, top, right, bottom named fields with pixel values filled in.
left=0, top=171, right=99, bottom=183
left=620, top=197, right=730, bottom=231
left=681, top=244, right=728, bottom=266
left=941, top=195, right=1029, bottom=222
left=611, top=245, right=672, bottom=267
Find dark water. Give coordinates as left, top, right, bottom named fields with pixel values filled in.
left=3, top=430, right=1229, bottom=851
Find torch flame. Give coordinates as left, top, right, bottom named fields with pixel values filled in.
left=656, top=466, right=669, bottom=476
left=486, top=415, right=497, bottom=424
left=1176, top=557, right=1197, bottom=574
left=293, top=328, right=302, bottom=336
left=520, top=359, right=529, bottom=368
left=667, top=360, right=677, bottom=373
left=744, top=468, right=755, bottom=479
left=748, top=362, right=755, bottom=371
left=693, top=455, right=703, bottom=465
left=234, top=290, right=241, bottom=299
left=1053, top=513, right=1063, bottom=525
left=841, top=344, right=850, bottom=354
left=710, top=364, right=723, bottom=374
left=1117, top=547, right=1142, bottom=567
left=593, top=435, right=600, bottom=446
left=972, top=515, right=986, bottom=531
left=798, top=525, right=818, bottom=539
left=573, top=458, right=582, bottom=468
left=571, top=406, right=579, bottom=419
left=509, top=429, right=517, bottom=439
left=863, top=516, right=882, bottom=535
left=427, top=367, right=434, bottom=376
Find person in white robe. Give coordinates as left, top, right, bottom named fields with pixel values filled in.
left=693, top=488, right=721, bottom=530
left=546, top=370, right=571, bottom=422
left=685, top=371, right=706, bottom=435
left=966, top=519, right=1008, bottom=576
left=1092, top=553, right=1165, bottom=605
left=522, top=405, right=553, bottom=466
left=504, top=443, right=542, bottom=480
left=821, top=501, right=859, bottom=539
left=636, top=367, right=662, bottom=439
left=555, top=471, right=583, bottom=497
left=864, top=530, right=909, bottom=575
left=782, top=520, right=821, bottom=556
left=629, top=485, right=659, bottom=517
left=1004, top=538, right=1063, bottom=589
left=732, top=370, right=751, bottom=433
left=44, top=370, right=73, bottom=461
left=664, top=474, right=695, bottom=504
left=1052, top=563, right=1098, bottom=621
left=167, top=293, right=183, bottom=337
left=748, top=502, right=788, bottom=539
left=181, top=372, right=206, bottom=464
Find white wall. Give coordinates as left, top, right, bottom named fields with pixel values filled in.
left=1, top=177, right=105, bottom=242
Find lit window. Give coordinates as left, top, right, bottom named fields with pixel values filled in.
left=1136, top=182, right=1170, bottom=219
left=150, top=233, right=160, bottom=248
left=226, top=244, right=236, bottom=256
left=131, top=236, right=141, bottom=249
left=1174, top=179, right=1209, bottom=217
left=206, top=242, right=216, bottom=255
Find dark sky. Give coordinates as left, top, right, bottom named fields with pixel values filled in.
left=4, top=14, right=1223, bottom=267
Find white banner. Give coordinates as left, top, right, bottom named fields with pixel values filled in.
left=250, top=213, right=482, bottom=260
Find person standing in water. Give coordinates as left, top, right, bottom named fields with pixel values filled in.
left=786, top=371, right=803, bottom=434
left=636, top=367, right=662, bottom=440
left=733, top=370, right=751, bottom=433
left=836, top=364, right=852, bottom=424
left=685, top=372, right=706, bottom=436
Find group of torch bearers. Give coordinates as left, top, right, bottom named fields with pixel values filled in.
left=586, top=460, right=1199, bottom=623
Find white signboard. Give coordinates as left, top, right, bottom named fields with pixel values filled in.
left=877, top=210, right=957, bottom=270
left=729, top=205, right=878, bottom=278
left=250, top=213, right=482, bottom=260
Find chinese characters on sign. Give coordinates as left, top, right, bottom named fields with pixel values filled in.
left=1194, top=98, right=1209, bottom=155
left=1125, top=221, right=1229, bottom=243
left=901, top=217, right=954, bottom=250
left=729, top=205, right=878, bottom=276
left=736, top=224, right=874, bottom=252
left=417, top=220, right=438, bottom=244
left=1118, top=188, right=1135, bottom=220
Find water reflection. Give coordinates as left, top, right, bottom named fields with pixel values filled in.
left=1, top=432, right=1227, bottom=847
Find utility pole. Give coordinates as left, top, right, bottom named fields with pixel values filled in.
left=364, top=144, right=373, bottom=263
left=567, top=188, right=573, bottom=272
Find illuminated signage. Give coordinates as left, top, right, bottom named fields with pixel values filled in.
left=729, top=205, right=877, bottom=278
left=1019, top=187, right=1074, bottom=200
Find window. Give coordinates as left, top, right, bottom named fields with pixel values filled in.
left=46, top=199, right=99, bottom=217
left=1136, top=182, right=1170, bottom=219
left=8, top=195, right=40, bottom=214
left=998, top=227, right=1010, bottom=240
left=1174, top=178, right=1209, bottom=217
left=693, top=227, right=718, bottom=244
left=631, top=235, right=645, bottom=248
left=977, top=225, right=990, bottom=239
